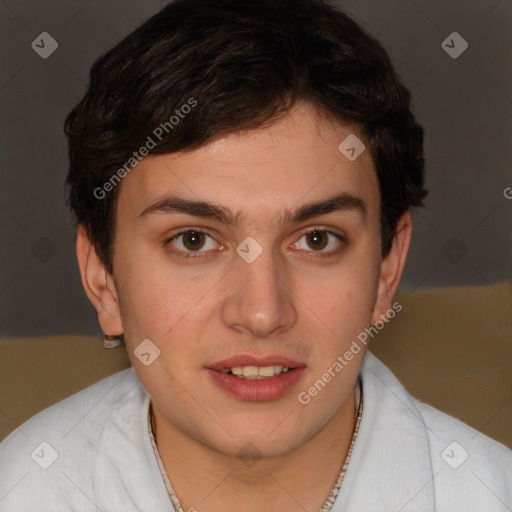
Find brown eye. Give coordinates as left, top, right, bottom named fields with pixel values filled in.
left=182, top=231, right=206, bottom=251
left=292, top=228, right=346, bottom=258
left=305, top=230, right=329, bottom=251
left=166, top=229, right=218, bottom=258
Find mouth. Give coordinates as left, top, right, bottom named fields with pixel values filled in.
left=208, top=355, right=305, bottom=377
left=206, top=356, right=306, bottom=401
left=220, top=364, right=293, bottom=380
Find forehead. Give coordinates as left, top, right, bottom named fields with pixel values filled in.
left=116, top=104, right=379, bottom=225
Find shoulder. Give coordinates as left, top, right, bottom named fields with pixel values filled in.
left=361, top=353, right=512, bottom=509
left=416, top=399, right=511, bottom=459
left=416, top=399, right=512, bottom=471
left=364, top=352, right=511, bottom=461
left=0, top=368, right=144, bottom=509
left=1, top=367, right=140, bottom=448
left=415, top=400, right=512, bottom=510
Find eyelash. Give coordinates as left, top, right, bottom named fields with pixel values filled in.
left=164, top=227, right=347, bottom=260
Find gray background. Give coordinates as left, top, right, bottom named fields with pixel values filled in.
left=0, top=0, right=510, bottom=338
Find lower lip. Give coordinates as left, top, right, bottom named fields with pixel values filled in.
left=205, top=367, right=306, bottom=402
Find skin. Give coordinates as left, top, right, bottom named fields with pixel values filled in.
left=76, top=102, right=412, bottom=512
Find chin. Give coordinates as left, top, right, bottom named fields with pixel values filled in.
left=205, top=423, right=310, bottom=460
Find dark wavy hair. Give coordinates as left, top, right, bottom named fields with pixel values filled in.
left=64, top=0, right=428, bottom=275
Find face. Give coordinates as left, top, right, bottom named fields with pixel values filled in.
left=79, top=103, right=409, bottom=458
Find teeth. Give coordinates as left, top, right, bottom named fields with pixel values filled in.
left=224, top=365, right=291, bottom=379
left=258, top=366, right=275, bottom=377
left=242, top=366, right=259, bottom=377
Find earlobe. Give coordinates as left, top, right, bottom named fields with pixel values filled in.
left=371, top=211, right=412, bottom=324
left=75, top=223, right=123, bottom=336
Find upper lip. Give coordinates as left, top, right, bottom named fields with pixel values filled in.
left=208, top=355, right=305, bottom=371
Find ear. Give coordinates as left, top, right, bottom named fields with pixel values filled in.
left=371, top=211, right=412, bottom=324
left=75, top=223, right=123, bottom=336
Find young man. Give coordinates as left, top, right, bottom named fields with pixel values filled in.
left=0, top=0, right=510, bottom=510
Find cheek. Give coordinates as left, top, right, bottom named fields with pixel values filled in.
left=121, top=282, right=206, bottom=346
left=115, top=243, right=214, bottom=339
left=314, top=252, right=379, bottom=331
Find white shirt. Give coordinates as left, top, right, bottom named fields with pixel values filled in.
left=0, top=352, right=510, bottom=511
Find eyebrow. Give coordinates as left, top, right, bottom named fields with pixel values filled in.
left=137, top=192, right=367, bottom=227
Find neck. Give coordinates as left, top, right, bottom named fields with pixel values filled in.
left=151, top=388, right=359, bottom=512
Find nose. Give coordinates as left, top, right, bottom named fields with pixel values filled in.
left=221, top=242, right=297, bottom=339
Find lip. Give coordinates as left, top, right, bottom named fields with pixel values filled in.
left=205, top=366, right=306, bottom=401
left=205, top=354, right=306, bottom=402
left=207, top=355, right=305, bottom=371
